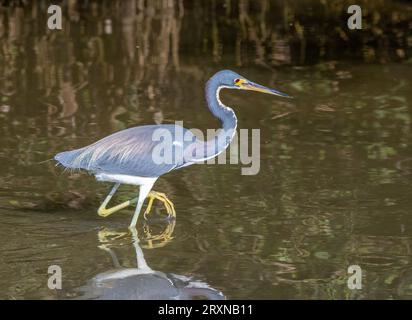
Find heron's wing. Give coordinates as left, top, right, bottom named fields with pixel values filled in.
left=55, top=125, right=186, bottom=177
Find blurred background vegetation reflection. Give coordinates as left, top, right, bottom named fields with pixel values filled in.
left=0, top=0, right=412, bottom=299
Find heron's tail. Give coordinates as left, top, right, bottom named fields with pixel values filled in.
left=54, top=149, right=84, bottom=169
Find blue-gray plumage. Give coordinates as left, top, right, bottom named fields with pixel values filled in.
left=54, top=70, right=291, bottom=229
left=55, top=125, right=195, bottom=177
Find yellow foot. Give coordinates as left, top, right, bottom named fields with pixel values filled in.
left=141, top=220, right=176, bottom=249
left=97, top=183, right=138, bottom=218
left=98, top=228, right=128, bottom=243
left=98, top=198, right=136, bottom=217
left=97, top=227, right=129, bottom=256
left=143, top=191, right=176, bottom=220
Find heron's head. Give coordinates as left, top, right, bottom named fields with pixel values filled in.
left=215, top=70, right=291, bottom=98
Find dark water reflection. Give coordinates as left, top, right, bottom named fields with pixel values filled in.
left=1, top=1, right=412, bottom=299
left=72, top=228, right=225, bottom=300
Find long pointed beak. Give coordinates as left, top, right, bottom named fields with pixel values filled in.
left=242, top=81, right=292, bottom=98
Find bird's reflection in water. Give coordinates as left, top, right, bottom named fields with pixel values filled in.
left=75, top=221, right=225, bottom=300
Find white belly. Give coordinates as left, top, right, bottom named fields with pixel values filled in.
left=95, top=173, right=157, bottom=186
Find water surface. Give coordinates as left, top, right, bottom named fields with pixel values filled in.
left=1, top=1, right=412, bottom=299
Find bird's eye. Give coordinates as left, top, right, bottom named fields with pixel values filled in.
left=234, top=78, right=241, bottom=84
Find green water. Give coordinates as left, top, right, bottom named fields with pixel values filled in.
left=1, top=1, right=412, bottom=299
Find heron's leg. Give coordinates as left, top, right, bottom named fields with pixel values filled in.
left=97, top=228, right=128, bottom=268
left=143, top=191, right=176, bottom=220
left=130, top=228, right=153, bottom=273
left=129, top=182, right=154, bottom=230
left=98, top=183, right=138, bottom=217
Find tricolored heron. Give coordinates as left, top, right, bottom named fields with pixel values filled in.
left=54, top=70, right=290, bottom=229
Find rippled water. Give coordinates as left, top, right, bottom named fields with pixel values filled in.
left=1, top=1, right=412, bottom=299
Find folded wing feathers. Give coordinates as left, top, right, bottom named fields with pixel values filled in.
left=56, top=131, right=152, bottom=171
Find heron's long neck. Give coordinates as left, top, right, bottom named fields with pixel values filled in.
left=205, top=81, right=238, bottom=132
left=195, top=80, right=237, bottom=160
